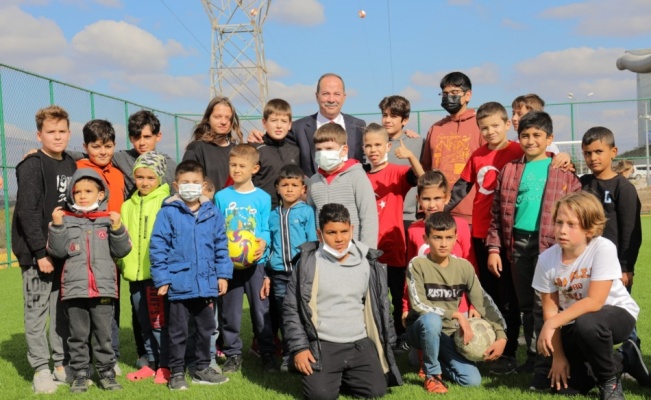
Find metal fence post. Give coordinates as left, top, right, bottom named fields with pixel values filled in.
left=570, top=103, right=575, bottom=141
left=175, top=115, right=180, bottom=162
left=124, top=102, right=130, bottom=150
left=49, top=80, right=54, bottom=105
left=0, top=69, right=13, bottom=267
left=90, top=92, right=95, bottom=119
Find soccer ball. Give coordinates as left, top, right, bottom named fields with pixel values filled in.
left=228, top=230, right=259, bottom=269
left=454, top=318, right=496, bottom=362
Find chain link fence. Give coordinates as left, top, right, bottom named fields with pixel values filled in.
left=2, top=63, right=651, bottom=267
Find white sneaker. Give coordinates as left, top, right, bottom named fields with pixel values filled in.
left=33, top=370, right=57, bottom=394
left=113, top=364, right=122, bottom=376
left=52, top=366, right=72, bottom=385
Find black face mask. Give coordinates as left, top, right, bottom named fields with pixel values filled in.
left=441, top=95, right=463, bottom=114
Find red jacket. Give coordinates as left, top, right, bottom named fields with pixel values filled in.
left=485, top=155, right=581, bottom=262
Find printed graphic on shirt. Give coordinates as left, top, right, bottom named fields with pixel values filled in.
left=57, top=174, right=70, bottom=203
left=477, top=165, right=500, bottom=195
left=224, top=201, right=259, bottom=268
left=424, top=283, right=467, bottom=302
left=433, top=135, right=471, bottom=179
left=554, top=267, right=592, bottom=302
left=604, top=190, right=612, bottom=204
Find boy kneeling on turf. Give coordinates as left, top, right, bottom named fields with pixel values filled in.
left=406, top=212, right=506, bottom=394
left=283, top=203, right=402, bottom=399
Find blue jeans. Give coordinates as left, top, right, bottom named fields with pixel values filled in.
left=129, top=280, right=169, bottom=368
left=407, top=313, right=481, bottom=387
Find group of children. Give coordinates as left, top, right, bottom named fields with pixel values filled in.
left=11, top=73, right=647, bottom=400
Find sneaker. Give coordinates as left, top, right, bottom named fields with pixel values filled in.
left=489, top=356, right=517, bottom=375
left=113, top=364, right=122, bottom=377
left=249, top=339, right=260, bottom=358
left=280, top=356, right=290, bottom=373
left=261, top=353, right=279, bottom=372
left=33, top=369, right=58, bottom=394
left=529, top=371, right=551, bottom=391
left=392, top=336, right=409, bottom=354
left=98, top=371, right=122, bottom=391
left=424, top=375, right=448, bottom=394
left=621, top=339, right=651, bottom=386
left=168, top=373, right=188, bottom=390
left=210, top=359, right=223, bottom=374
left=154, top=367, right=170, bottom=385
left=136, top=355, right=149, bottom=369
left=126, top=365, right=155, bottom=381
left=191, top=367, right=229, bottom=385
left=223, top=354, right=243, bottom=373
left=70, top=374, right=90, bottom=394
left=598, top=376, right=625, bottom=400
left=515, top=355, right=536, bottom=374
left=53, top=365, right=72, bottom=384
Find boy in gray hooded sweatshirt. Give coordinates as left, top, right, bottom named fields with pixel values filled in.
left=47, top=168, right=132, bottom=393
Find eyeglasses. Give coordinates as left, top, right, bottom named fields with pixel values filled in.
left=439, top=90, right=466, bottom=97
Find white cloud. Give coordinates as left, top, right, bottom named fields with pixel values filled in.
left=164, top=39, right=195, bottom=58
left=447, top=0, right=472, bottom=5
left=501, top=18, right=525, bottom=30
left=398, top=86, right=422, bottom=104
left=120, top=73, right=207, bottom=100
left=268, top=0, right=325, bottom=26
left=540, top=0, right=651, bottom=37
left=268, top=80, right=315, bottom=106
left=265, top=59, right=290, bottom=78
left=93, top=0, right=122, bottom=7
left=410, top=63, right=500, bottom=87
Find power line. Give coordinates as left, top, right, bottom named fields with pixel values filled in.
left=159, top=0, right=211, bottom=54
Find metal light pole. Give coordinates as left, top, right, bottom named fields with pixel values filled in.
left=640, top=102, right=651, bottom=186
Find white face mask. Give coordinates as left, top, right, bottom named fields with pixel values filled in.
left=178, top=183, right=202, bottom=202
left=315, top=148, right=344, bottom=172
left=71, top=202, right=100, bottom=213
left=371, top=147, right=390, bottom=167
left=322, top=241, right=352, bottom=259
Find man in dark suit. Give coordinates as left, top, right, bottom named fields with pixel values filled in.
left=248, top=73, right=366, bottom=176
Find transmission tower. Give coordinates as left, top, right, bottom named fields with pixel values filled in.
left=202, top=0, right=270, bottom=124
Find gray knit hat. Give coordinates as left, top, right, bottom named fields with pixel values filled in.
left=133, top=151, right=166, bottom=183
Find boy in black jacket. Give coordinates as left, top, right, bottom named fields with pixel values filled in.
left=12, top=105, right=77, bottom=393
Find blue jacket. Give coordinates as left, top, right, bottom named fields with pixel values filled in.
left=149, top=194, right=233, bottom=301
left=269, top=201, right=317, bottom=272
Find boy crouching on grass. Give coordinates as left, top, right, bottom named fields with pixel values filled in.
left=47, top=169, right=132, bottom=393
left=149, top=160, right=233, bottom=390
left=406, top=212, right=506, bottom=394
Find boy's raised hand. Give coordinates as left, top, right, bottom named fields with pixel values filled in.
left=487, top=253, right=502, bottom=277
left=158, top=284, right=169, bottom=296
left=254, top=238, right=266, bottom=261
left=52, top=206, right=65, bottom=225
left=483, top=338, right=506, bottom=361
left=218, top=278, right=228, bottom=295
left=247, top=129, right=265, bottom=144
left=108, top=211, right=122, bottom=230
left=294, top=349, right=316, bottom=375
left=394, top=139, right=414, bottom=160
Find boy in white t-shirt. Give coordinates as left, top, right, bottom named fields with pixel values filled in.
left=532, top=192, right=643, bottom=400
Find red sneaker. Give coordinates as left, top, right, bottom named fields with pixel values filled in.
left=154, top=367, right=170, bottom=384
left=126, top=366, right=155, bottom=381
left=424, top=375, right=448, bottom=394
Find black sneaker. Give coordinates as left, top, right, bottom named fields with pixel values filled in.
left=515, top=355, right=536, bottom=374
left=191, top=367, right=229, bottom=385
left=261, top=353, right=279, bottom=372
left=621, top=339, right=651, bottom=386
left=98, top=370, right=122, bottom=391
left=392, top=335, right=409, bottom=354
left=222, top=355, right=243, bottom=373
left=598, top=376, right=625, bottom=400
left=168, top=373, right=188, bottom=390
left=489, top=356, right=517, bottom=375
left=70, top=375, right=90, bottom=394
left=528, top=371, right=551, bottom=391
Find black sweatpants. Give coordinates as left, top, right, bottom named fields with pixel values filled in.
left=168, top=298, right=215, bottom=375
left=66, top=298, right=116, bottom=375
left=303, top=338, right=387, bottom=400
left=387, top=266, right=406, bottom=336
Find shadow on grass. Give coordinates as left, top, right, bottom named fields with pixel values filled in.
left=238, top=352, right=304, bottom=398
left=0, top=332, right=32, bottom=382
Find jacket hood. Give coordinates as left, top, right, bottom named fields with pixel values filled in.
left=440, top=108, right=476, bottom=124
left=66, top=168, right=110, bottom=211
left=162, top=194, right=212, bottom=209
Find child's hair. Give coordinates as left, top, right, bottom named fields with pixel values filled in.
left=476, top=102, right=508, bottom=123
left=35, top=105, right=69, bottom=131
left=581, top=126, right=615, bottom=148
left=314, top=122, right=347, bottom=146
left=553, top=192, right=605, bottom=241
left=440, top=72, right=471, bottom=91
left=73, top=176, right=104, bottom=195
left=204, top=177, right=215, bottom=193
left=190, top=96, right=242, bottom=145
left=318, top=203, right=350, bottom=230
left=518, top=111, right=553, bottom=136
left=417, top=170, right=449, bottom=196
left=424, top=212, right=457, bottom=236
left=128, top=110, right=161, bottom=138
left=378, top=95, right=410, bottom=119
left=275, top=164, right=306, bottom=186
left=613, top=159, right=634, bottom=175
left=511, top=94, right=545, bottom=112
left=229, top=143, right=260, bottom=165
left=175, top=159, right=205, bottom=179
left=316, top=73, right=345, bottom=92
left=363, top=122, right=389, bottom=141
left=263, top=98, right=292, bottom=120
left=82, top=119, right=115, bottom=144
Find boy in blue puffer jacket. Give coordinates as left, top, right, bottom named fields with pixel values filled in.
left=47, top=168, right=132, bottom=393
left=149, top=160, right=233, bottom=391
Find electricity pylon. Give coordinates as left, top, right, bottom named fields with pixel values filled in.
left=202, top=1, right=270, bottom=125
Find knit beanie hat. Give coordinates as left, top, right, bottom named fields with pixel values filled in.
left=133, top=151, right=166, bottom=183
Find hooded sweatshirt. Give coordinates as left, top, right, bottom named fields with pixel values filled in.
left=47, top=168, right=132, bottom=300
left=420, top=108, right=484, bottom=224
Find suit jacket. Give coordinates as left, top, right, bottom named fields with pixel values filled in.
left=289, top=112, right=366, bottom=177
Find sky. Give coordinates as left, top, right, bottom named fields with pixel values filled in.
left=1, top=0, right=651, bottom=135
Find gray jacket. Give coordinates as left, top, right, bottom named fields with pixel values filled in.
left=48, top=169, right=132, bottom=300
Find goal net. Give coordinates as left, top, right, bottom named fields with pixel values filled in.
left=554, top=140, right=586, bottom=175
